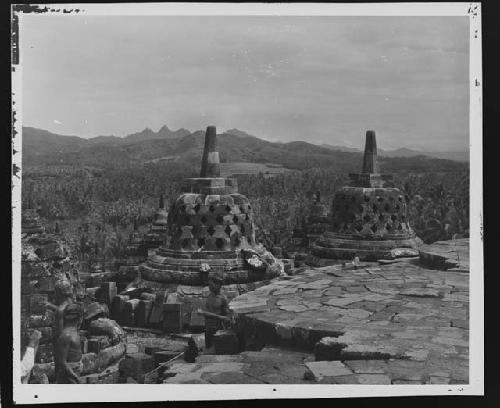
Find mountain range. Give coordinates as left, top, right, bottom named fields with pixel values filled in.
left=321, top=144, right=468, bottom=162
left=21, top=125, right=468, bottom=173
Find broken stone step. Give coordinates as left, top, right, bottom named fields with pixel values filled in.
left=118, top=352, right=155, bottom=383
left=154, top=350, right=182, bottom=366
left=213, top=330, right=239, bottom=355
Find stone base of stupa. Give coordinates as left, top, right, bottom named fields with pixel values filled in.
left=138, top=245, right=283, bottom=288
left=310, top=231, right=420, bottom=262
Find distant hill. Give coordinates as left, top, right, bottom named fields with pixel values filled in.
left=21, top=126, right=468, bottom=173
left=125, top=125, right=191, bottom=142
left=321, top=143, right=468, bottom=162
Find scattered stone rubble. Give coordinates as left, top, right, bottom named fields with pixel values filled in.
left=21, top=215, right=127, bottom=384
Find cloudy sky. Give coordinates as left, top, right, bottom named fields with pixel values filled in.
left=21, top=15, right=469, bottom=151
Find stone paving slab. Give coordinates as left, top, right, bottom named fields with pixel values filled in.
left=162, top=346, right=468, bottom=384
left=228, top=248, right=469, bottom=383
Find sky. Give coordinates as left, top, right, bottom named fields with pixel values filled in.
left=20, top=15, right=470, bottom=151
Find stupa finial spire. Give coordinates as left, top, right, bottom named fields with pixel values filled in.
left=362, top=130, right=379, bottom=174
left=159, top=193, right=164, bottom=209
left=200, top=126, right=220, bottom=178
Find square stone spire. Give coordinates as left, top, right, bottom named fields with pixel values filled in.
left=349, top=130, right=392, bottom=188
left=182, top=126, right=238, bottom=194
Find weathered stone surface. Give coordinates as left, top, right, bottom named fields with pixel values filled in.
left=228, top=254, right=468, bottom=383
left=419, top=239, right=469, bottom=271
left=82, top=362, right=120, bottom=384
left=163, top=347, right=314, bottom=384
left=153, top=350, right=181, bottom=366
left=118, top=352, right=155, bottom=383
left=304, top=361, right=354, bottom=381
left=213, top=330, right=239, bottom=355
left=89, top=318, right=125, bottom=343
left=84, top=302, right=109, bottom=321
left=110, top=295, right=129, bottom=324
left=96, top=342, right=127, bottom=371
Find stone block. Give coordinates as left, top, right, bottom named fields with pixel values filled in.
left=229, top=299, right=269, bottom=314
left=135, top=300, right=153, bottom=327
left=96, top=342, right=126, bottom=371
left=139, top=292, right=156, bottom=302
left=81, top=336, right=88, bottom=354
left=89, top=318, right=124, bottom=344
left=187, top=310, right=205, bottom=331
left=99, top=282, right=117, bottom=306
left=84, top=302, right=109, bottom=321
left=154, top=350, right=180, bottom=366
left=213, top=330, right=239, bottom=355
left=111, top=295, right=129, bottom=323
left=83, top=364, right=120, bottom=384
left=314, top=337, right=344, bottom=361
left=85, top=287, right=101, bottom=300
left=144, top=346, right=164, bottom=356
left=148, top=302, right=164, bottom=327
left=118, top=352, right=155, bottom=383
left=304, top=361, right=354, bottom=382
left=88, top=335, right=111, bottom=354
left=163, top=303, right=184, bottom=333
left=122, top=299, right=140, bottom=327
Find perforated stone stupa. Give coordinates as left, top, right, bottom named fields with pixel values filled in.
left=305, top=191, right=330, bottom=245
left=139, top=126, right=282, bottom=289
left=311, top=130, right=420, bottom=261
left=143, top=195, right=169, bottom=252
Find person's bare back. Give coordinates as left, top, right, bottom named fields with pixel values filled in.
left=55, top=303, right=83, bottom=384
left=58, top=328, right=82, bottom=362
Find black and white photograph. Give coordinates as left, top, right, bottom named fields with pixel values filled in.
left=11, top=2, right=483, bottom=403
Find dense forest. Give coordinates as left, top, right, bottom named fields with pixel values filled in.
left=22, top=160, right=469, bottom=265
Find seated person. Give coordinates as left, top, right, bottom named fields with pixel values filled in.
left=203, top=276, right=230, bottom=350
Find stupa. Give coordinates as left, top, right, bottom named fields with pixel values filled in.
left=311, top=130, right=420, bottom=261
left=143, top=195, right=169, bottom=252
left=304, top=191, right=330, bottom=246
left=138, top=126, right=283, bottom=290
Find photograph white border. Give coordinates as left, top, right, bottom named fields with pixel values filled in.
left=11, top=2, right=483, bottom=403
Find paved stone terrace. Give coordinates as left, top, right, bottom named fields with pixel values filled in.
left=164, top=347, right=315, bottom=384
left=227, top=259, right=469, bottom=384
left=419, top=238, right=469, bottom=272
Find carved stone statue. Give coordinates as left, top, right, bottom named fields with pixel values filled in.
left=54, top=303, right=84, bottom=384
left=45, top=279, right=74, bottom=342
